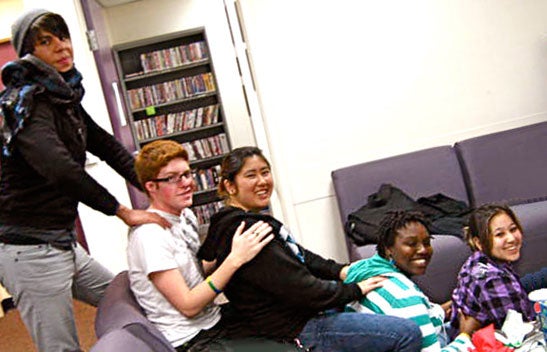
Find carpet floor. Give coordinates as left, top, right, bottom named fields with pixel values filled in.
left=0, top=300, right=97, bottom=352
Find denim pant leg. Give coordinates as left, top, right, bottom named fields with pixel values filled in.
left=71, top=244, right=113, bottom=306
left=297, top=312, right=422, bottom=352
left=0, top=243, right=82, bottom=352
left=521, top=267, right=547, bottom=293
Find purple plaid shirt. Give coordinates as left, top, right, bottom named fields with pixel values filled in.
left=450, top=251, right=535, bottom=330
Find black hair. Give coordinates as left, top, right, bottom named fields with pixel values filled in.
left=376, top=210, right=431, bottom=258
left=218, top=146, right=270, bottom=198
left=21, top=13, right=70, bottom=56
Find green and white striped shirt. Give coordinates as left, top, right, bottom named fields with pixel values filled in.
left=345, top=254, right=474, bottom=352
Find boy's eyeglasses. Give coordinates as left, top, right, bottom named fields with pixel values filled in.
left=152, top=171, right=192, bottom=184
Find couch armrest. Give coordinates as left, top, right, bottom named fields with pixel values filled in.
left=94, top=271, right=174, bottom=351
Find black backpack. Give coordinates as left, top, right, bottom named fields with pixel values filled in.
left=345, top=184, right=416, bottom=246
left=345, top=184, right=470, bottom=246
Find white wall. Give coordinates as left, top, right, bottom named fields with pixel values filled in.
left=236, top=0, right=547, bottom=261
left=13, top=0, right=547, bottom=271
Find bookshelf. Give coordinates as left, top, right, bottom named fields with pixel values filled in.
left=113, top=28, right=228, bottom=229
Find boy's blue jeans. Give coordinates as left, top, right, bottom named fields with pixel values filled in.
left=521, top=267, right=547, bottom=293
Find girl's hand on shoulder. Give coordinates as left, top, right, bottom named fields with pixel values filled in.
left=229, top=221, right=274, bottom=267
left=356, top=275, right=387, bottom=295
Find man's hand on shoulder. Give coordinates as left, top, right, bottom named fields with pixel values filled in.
left=116, top=204, right=171, bottom=228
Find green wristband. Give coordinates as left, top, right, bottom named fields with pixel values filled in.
left=206, top=276, right=222, bottom=294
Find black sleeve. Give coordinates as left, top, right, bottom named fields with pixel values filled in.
left=199, top=215, right=262, bottom=262
left=237, top=238, right=362, bottom=310
left=82, top=107, right=142, bottom=191
left=301, top=247, right=346, bottom=280
left=15, top=102, right=119, bottom=215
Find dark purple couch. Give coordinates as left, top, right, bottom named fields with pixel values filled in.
left=91, top=271, right=298, bottom=351
left=91, top=271, right=175, bottom=352
left=332, top=121, right=547, bottom=304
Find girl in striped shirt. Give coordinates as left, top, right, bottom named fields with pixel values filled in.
left=345, top=210, right=474, bottom=352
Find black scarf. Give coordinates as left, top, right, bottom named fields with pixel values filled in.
left=0, top=54, right=84, bottom=156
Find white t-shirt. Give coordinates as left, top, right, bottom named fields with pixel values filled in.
left=127, top=208, right=220, bottom=348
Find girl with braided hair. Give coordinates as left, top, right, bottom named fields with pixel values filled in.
left=344, top=210, right=475, bottom=352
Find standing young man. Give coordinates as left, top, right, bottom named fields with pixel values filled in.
left=0, top=9, right=168, bottom=352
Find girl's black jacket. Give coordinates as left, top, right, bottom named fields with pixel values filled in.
left=198, top=206, right=363, bottom=341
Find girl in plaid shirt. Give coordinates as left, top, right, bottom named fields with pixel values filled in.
left=449, top=204, right=535, bottom=336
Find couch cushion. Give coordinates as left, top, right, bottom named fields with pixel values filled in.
left=511, top=201, right=547, bottom=277
left=455, top=121, right=547, bottom=206
left=90, top=323, right=174, bottom=352
left=331, top=146, right=469, bottom=225
left=90, top=329, right=153, bottom=352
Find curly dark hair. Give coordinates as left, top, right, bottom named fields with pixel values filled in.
left=376, top=210, right=431, bottom=258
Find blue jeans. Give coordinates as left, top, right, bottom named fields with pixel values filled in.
left=297, top=311, right=422, bottom=352
left=521, top=267, right=547, bottom=293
